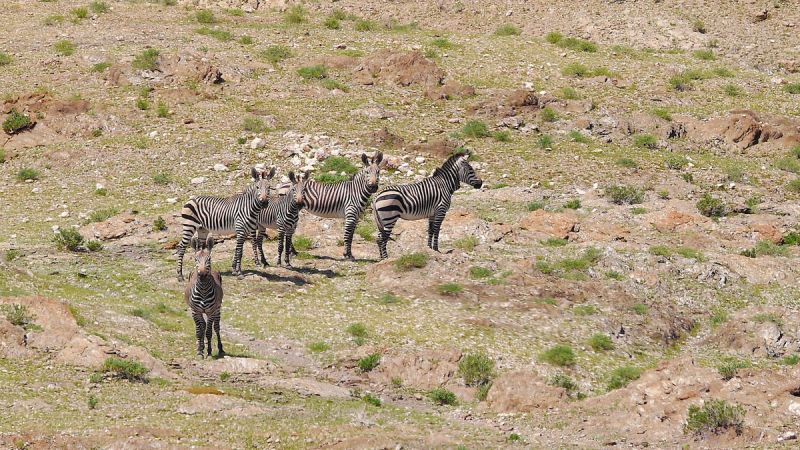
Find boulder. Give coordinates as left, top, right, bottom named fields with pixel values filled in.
left=519, top=210, right=579, bottom=239
left=485, top=371, right=566, bottom=413
left=369, top=349, right=460, bottom=390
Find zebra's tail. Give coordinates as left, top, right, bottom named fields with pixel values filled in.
left=371, top=197, right=384, bottom=235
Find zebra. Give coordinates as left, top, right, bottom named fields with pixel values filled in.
left=372, top=152, right=483, bottom=259
left=301, top=152, right=383, bottom=260
left=176, top=166, right=275, bottom=281
left=184, top=235, right=224, bottom=358
left=250, top=171, right=309, bottom=267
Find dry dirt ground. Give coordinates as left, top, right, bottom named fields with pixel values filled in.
left=1, top=0, right=800, bottom=449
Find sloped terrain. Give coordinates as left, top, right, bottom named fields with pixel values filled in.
left=1, top=0, right=800, bottom=448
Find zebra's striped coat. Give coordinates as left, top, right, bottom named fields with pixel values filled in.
left=176, top=166, right=275, bottom=280
left=184, top=235, right=224, bottom=358
left=373, top=153, right=483, bottom=259
left=301, top=152, right=383, bottom=259
left=251, top=171, right=308, bottom=267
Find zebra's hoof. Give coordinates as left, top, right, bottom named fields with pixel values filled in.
left=196, top=353, right=205, bottom=359
left=177, top=276, right=185, bottom=282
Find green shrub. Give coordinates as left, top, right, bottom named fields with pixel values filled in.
left=606, top=365, right=642, bottom=390
left=494, top=25, right=520, bottom=36
left=692, top=19, right=706, bottom=33
left=461, top=120, right=489, bottom=138
left=476, top=382, right=492, bottom=401
left=784, top=83, right=800, bottom=95
left=717, top=358, right=748, bottom=380
left=135, top=98, right=149, bottom=110
left=560, top=86, right=579, bottom=99
left=605, top=270, right=624, bottom=280
left=261, top=45, right=291, bottom=64
left=606, top=185, right=644, bottom=205
left=355, top=222, right=375, bottom=242
left=437, top=283, right=463, bottom=296
left=710, top=309, right=728, bottom=327
left=285, top=5, right=307, bottom=24
left=152, top=172, right=171, bottom=185
left=5, top=249, right=20, bottom=261
left=782, top=231, right=800, bottom=246
left=633, top=134, right=658, bottom=149
left=554, top=36, right=597, bottom=52
left=469, top=266, right=494, bottom=279
left=89, top=372, right=103, bottom=383
left=3, top=110, right=32, bottom=134
left=788, top=178, right=800, bottom=192
left=379, top=292, right=401, bottom=305
left=297, top=65, right=328, bottom=80
left=631, top=303, right=648, bottom=315
left=315, top=173, right=348, bottom=184
left=395, top=252, right=428, bottom=271
left=527, top=200, right=545, bottom=211
left=775, top=156, right=800, bottom=174
left=541, top=107, right=558, bottom=122
left=568, top=130, right=590, bottom=144
left=72, top=7, right=89, bottom=20
left=195, top=9, right=216, bottom=24
left=696, top=193, right=726, bottom=217
left=219, top=371, right=231, bottom=381
left=0, top=52, right=12, bottom=66
left=86, top=240, right=103, bottom=252
left=542, top=237, right=568, bottom=247
left=539, top=344, right=576, bottom=367
left=102, top=357, right=149, bottom=382
left=454, top=235, right=479, bottom=252
left=562, top=62, right=588, bottom=77
left=616, top=157, right=637, bottom=168
left=588, top=333, right=614, bottom=351
left=90, top=1, right=109, bottom=14
left=87, top=395, right=98, bottom=410
left=153, top=216, right=167, bottom=232
left=429, top=387, right=457, bottom=405
left=723, top=84, right=743, bottom=97
left=458, top=353, right=494, bottom=386
left=693, top=49, right=715, bottom=60
left=430, top=37, right=453, bottom=49
left=712, top=66, right=734, bottom=77
left=549, top=373, right=578, bottom=393
left=54, top=228, right=84, bottom=251
left=321, top=79, right=349, bottom=91
left=238, top=35, right=253, bottom=45
left=243, top=116, right=269, bottom=133
left=357, top=353, right=381, bottom=372
left=156, top=102, right=169, bottom=118
left=44, top=14, right=65, bottom=26
left=492, top=130, right=511, bottom=142
left=665, top=155, right=689, bottom=170
left=324, top=16, right=341, bottom=30
left=292, top=235, right=312, bottom=251
left=354, top=19, right=377, bottom=32
left=346, top=322, right=367, bottom=345
left=308, top=341, right=329, bottom=353
left=684, top=399, right=745, bottom=436
left=1, top=304, right=40, bottom=330
left=652, top=108, right=672, bottom=121
left=781, top=354, right=800, bottom=366
left=740, top=240, right=788, bottom=258
left=573, top=305, right=597, bottom=316
left=132, top=49, right=159, bottom=70
left=86, top=207, right=118, bottom=223
left=537, top=134, right=554, bottom=149
left=564, top=199, right=581, bottom=209
left=195, top=27, right=232, bottom=42
left=91, top=61, right=110, bottom=72
left=362, top=393, right=381, bottom=407
left=545, top=31, right=563, bottom=43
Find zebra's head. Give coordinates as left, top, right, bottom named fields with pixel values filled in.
left=456, top=154, right=483, bottom=189
left=251, top=166, right=276, bottom=205
left=361, top=152, right=383, bottom=193
left=190, top=235, right=214, bottom=277
left=288, top=170, right=311, bottom=208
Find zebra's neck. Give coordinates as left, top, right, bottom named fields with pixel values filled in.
left=192, top=274, right=216, bottom=297
left=244, top=183, right=262, bottom=216
left=434, top=165, right=460, bottom=193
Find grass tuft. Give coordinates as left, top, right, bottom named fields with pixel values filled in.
left=539, top=344, right=576, bottom=367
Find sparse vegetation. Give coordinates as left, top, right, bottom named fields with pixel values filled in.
left=588, top=333, right=614, bottom=351
left=547, top=33, right=597, bottom=52
left=537, top=134, right=554, bottom=149
left=692, top=19, right=707, bottom=33
left=429, top=387, right=458, bottom=405
left=606, top=365, right=642, bottom=390
left=458, top=353, right=494, bottom=386
left=90, top=1, right=109, bottom=14
left=297, top=65, right=328, bottom=80
left=693, top=49, right=715, bottom=60
left=243, top=117, right=270, bottom=133
left=346, top=322, right=367, bottom=345
left=631, top=303, right=648, bottom=315
left=194, top=9, right=216, bottom=24
left=717, top=358, right=749, bottom=380
left=494, top=25, right=520, bottom=36
left=3, top=110, right=32, bottom=134
left=723, top=84, right=743, bottom=97
left=461, top=120, right=489, bottom=138
left=616, top=157, right=638, bottom=168
left=564, top=199, right=581, bottom=209
left=568, top=130, right=590, bottom=143
left=633, top=134, right=658, bottom=149
left=684, top=399, right=745, bottom=436
left=493, top=130, right=511, bottom=142
left=541, top=107, right=558, bottom=122
left=453, top=235, right=479, bottom=252
left=395, top=252, right=429, bottom=271
left=292, top=235, right=312, bottom=251
left=153, top=216, right=167, bottom=232
left=102, top=357, right=149, bottom=382
left=606, top=185, right=644, bottom=205
left=784, top=83, right=800, bottom=95
left=539, top=344, right=576, bottom=367
left=362, top=393, right=382, bottom=407
left=1, top=304, right=40, bottom=331
left=740, top=240, right=788, bottom=258
left=0, top=52, right=12, bottom=66
left=132, top=49, right=159, bottom=70
left=196, top=27, right=233, bottom=42
left=357, top=353, right=381, bottom=372
left=696, top=194, right=727, bottom=218
left=261, top=45, right=291, bottom=64
left=354, top=19, right=377, bottom=32
left=437, top=283, right=463, bottom=296
left=665, top=155, right=689, bottom=170
left=652, top=108, right=672, bottom=121
left=53, top=228, right=85, bottom=252
left=284, top=5, right=307, bottom=24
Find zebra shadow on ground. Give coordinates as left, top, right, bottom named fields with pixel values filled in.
left=220, top=270, right=311, bottom=285
left=309, top=254, right=379, bottom=264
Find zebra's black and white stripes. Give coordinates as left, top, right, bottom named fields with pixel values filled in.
left=184, top=235, right=224, bottom=358
left=176, top=166, right=275, bottom=281
left=373, top=153, right=482, bottom=259
left=302, top=152, right=383, bottom=260
left=251, top=171, right=309, bottom=267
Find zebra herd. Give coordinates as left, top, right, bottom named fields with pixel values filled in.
left=177, top=151, right=483, bottom=357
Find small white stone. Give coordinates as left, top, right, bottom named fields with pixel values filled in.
left=32, top=187, right=41, bottom=193
left=213, top=163, right=228, bottom=172
left=95, top=183, right=105, bottom=190
left=190, top=177, right=206, bottom=185
left=290, top=156, right=301, bottom=167
left=148, top=131, right=158, bottom=139
left=60, top=211, right=69, bottom=218
left=166, top=197, right=178, bottom=204
left=789, top=401, right=800, bottom=416
left=415, top=156, right=425, bottom=164
left=418, top=169, right=427, bottom=176
left=250, top=137, right=266, bottom=149
left=52, top=225, right=59, bottom=232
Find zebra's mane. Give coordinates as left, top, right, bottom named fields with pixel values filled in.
left=432, top=153, right=465, bottom=177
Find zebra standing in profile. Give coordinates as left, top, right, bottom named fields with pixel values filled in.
left=301, top=152, right=383, bottom=260
left=251, top=171, right=309, bottom=267
left=176, top=166, right=275, bottom=281
left=373, top=152, right=483, bottom=259
left=184, top=235, right=224, bottom=358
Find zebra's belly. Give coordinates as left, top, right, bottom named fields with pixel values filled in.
left=307, top=209, right=344, bottom=219
left=399, top=211, right=431, bottom=221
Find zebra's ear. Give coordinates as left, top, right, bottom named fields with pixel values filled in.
left=288, top=171, right=297, bottom=184
left=251, top=167, right=260, bottom=181
left=205, top=235, right=214, bottom=252
left=190, top=236, right=200, bottom=251
left=361, top=153, right=369, bottom=166
left=373, top=151, right=383, bottom=165
left=266, top=166, right=276, bottom=180
left=303, top=169, right=313, bottom=180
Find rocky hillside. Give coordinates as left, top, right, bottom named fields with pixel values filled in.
left=1, top=0, right=799, bottom=448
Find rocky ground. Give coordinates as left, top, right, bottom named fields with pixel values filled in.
left=1, top=0, right=800, bottom=448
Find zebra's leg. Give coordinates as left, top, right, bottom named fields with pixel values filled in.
left=376, top=216, right=398, bottom=260
left=276, top=229, right=285, bottom=266
left=283, top=226, right=295, bottom=267
left=255, top=231, right=269, bottom=267
left=427, top=217, right=436, bottom=249
left=205, top=314, right=213, bottom=357
left=251, top=231, right=261, bottom=268
left=343, top=207, right=359, bottom=260
left=192, top=313, right=206, bottom=358
left=431, top=209, right=447, bottom=252
left=213, top=314, right=224, bottom=356
left=176, top=225, right=196, bottom=282
left=232, top=233, right=245, bottom=276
